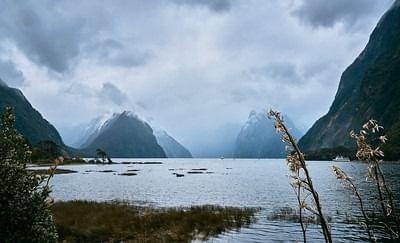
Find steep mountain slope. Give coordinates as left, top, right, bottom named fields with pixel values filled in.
left=0, top=79, right=63, bottom=146
left=82, top=111, right=166, bottom=158
left=299, top=1, right=400, bottom=160
left=234, top=110, right=302, bottom=158
left=78, top=113, right=115, bottom=148
left=154, top=130, right=192, bottom=158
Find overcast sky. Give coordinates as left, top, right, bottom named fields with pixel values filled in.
left=0, top=0, right=395, bottom=150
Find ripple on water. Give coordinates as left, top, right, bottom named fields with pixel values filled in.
left=49, top=159, right=400, bottom=242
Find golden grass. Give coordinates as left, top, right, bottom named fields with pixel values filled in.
left=51, top=200, right=258, bottom=242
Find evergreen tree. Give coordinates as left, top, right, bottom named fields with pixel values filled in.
left=0, top=107, right=57, bottom=242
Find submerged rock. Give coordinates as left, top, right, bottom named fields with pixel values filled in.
left=119, top=172, right=138, bottom=176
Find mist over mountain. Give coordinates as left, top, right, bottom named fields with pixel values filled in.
left=185, top=122, right=241, bottom=158
left=81, top=111, right=166, bottom=158
left=299, top=1, right=400, bottom=160
left=154, top=130, right=192, bottom=158
left=234, top=110, right=302, bottom=158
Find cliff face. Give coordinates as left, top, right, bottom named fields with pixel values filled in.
left=299, top=2, right=400, bottom=159
left=0, top=80, right=63, bottom=146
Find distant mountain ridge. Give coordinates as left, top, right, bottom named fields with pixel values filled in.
left=299, top=1, right=400, bottom=160
left=0, top=78, right=64, bottom=146
left=78, top=113, right=118, bottom=148
left=234, top=110, right=302, bottom=158
left=81, top=111, right=166, bottom=158
left=154, top=130, right=192, bottom=158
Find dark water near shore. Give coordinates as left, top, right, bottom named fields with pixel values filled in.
left=46, top=159, right=400, bottom=242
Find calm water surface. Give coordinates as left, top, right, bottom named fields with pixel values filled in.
left=47, top=159, right=400, bottom=242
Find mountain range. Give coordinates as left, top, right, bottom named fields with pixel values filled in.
left=234, top=110, right=302, bottom=158
left=76, top=112, right=192, bottom=158
left=1, top=2, right=399, bottom=160
left=80, top=111, right=166, bottom=158
left=0, top=79, right=64, bottom=146
left=299, top=1, right=400, bottom=160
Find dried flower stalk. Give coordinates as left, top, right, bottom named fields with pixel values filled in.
left=45, top=156, right=63, bottom=187
left=350, top=120, right=399, bottom=239
left=332, top=166, right=374, bottom=242
left=268, top=110, right=332, bottom=243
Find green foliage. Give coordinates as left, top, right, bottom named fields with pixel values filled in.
left=31, top=140, right=63, bottom=162
left=383, top=121, right=400, bottom=161
left=0, top=84, right=63, bottom=146
left=95, top=148, right=112, bottom=164
left=0, top=107, right=57, bottom=242
left=299, top=4, right=400, bottom=159
left=304, top=146, right=356, bottom=161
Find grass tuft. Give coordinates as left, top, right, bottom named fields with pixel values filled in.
left=52, top=200, right=258, bottom=242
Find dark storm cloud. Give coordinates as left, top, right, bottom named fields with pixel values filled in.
left=0, top=1, right=89, bottom=73
left=0, top=59, right=25, bottom=86
left=0, top=0, right=394, bottom=151
left=99, top=82, right=128, bottom=106
left=292, top=0, right=394, bottom=29
left=172, top=0, right=233, bottom=12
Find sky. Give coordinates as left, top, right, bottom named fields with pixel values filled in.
left=0, top=0, right=395, bottom=153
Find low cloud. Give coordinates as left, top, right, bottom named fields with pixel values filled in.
left=99, top=82, right=128, bottom=106
left=0, top=59, right=25, bottom=87
left=92, top=39, right=151, bottom=68
left=250, top=63, right=303, bottom=85
left=172, top=0, right=233, bottom=12
left=0, top=0, right=394, bottom=151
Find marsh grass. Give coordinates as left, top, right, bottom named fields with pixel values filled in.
left=267, top=207, right=332, bottom=224
left=28, top=168, right=77, bottom=175
left=52, top=200, right=258, bottom=242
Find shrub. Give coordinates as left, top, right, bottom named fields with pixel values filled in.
left=0, top=107, right=57, bottom=242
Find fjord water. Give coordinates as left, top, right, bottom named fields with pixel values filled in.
left=49, top=159, right=400, bottom=242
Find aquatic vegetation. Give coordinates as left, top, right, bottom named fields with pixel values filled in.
left=267, top=207, right=331, bottom=224
left=28, top=168, right=77, bottom=175
left=268, top=110, right=332, bottom=243
left=52, top=200, right=258, bottom=242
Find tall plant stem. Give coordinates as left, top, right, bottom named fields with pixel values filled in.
left=348, top=177, right=374, bottom=242
left=296, top=172, right=307, bottom=242
left=373, top=166, right=393, bottom=239
left=280, top=121, right=332, bottom=243
left=376, top=165, right=400, bottom=234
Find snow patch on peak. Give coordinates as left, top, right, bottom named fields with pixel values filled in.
left=248, top=110, right=257, bottom=118
left=77, top=112, right=114, bottom=148
left=78, top=110, right=151, bottom=148
left=120, top=110, right=138, bottom=118
left=154, top=129, right=167, bottom=137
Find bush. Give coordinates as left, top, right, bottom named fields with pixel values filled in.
left=0, top=107, right=57, bottom=242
